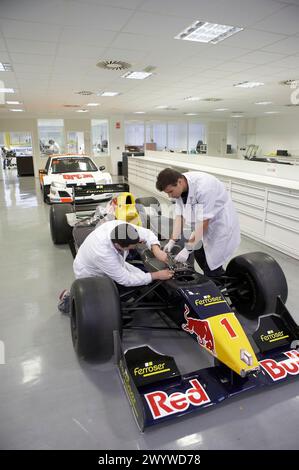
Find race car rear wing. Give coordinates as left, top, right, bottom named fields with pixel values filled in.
left=73, top=182, right=130, bottom=211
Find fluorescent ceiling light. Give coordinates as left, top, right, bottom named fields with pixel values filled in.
left=155, top=105, right=168, bottom=109
left=0, top=62, right=12, bottom=71
left=122, top=71, right=152, bottom=80
left=134, top=111, right=146, bottom=114
left=175, top=21, right=243, bottom=44
left=214, top=108, right=229, bottom=111
left=231, top=114, right=243, bottom=117
left=264, top=111, right=279, bottom=114
left=184, top=96, right=201, bottom=101
left=9, top=108, right=24, bottom=112
left=234, top=81, right=264, bottom=88
left=255, top=101, right=272, bottom=105
left=87, top=103, right=100, bottom=106
left=0, top=88, right=15, bottom=93
left=76, top=109, right=88, bottom=113
left=184, top=113, right=199, bottom=116
left=97, top=91, right=119, bottom=97
left=6, top=101, right=22, bottom=105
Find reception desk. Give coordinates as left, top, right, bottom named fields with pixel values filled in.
left=16, top=156, right=34, bottom=176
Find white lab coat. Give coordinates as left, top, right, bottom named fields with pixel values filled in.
left=49, top=142, right=60, bottom=154
left=175, top=172, right=240, bottom=270
left=73, top=220, right=160, bottom=286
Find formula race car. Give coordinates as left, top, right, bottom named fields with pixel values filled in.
left=39, top=154, right=112, bottom=204
left=49, top=187, right=161, bottom=246
left=67, top=208, right=299, bottom=429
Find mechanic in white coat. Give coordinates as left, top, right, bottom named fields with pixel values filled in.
left=156, top=168, right=240, bottom=277
left=73, top=219, right=174, bottom=288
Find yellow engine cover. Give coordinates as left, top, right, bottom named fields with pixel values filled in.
left=114, top=192, right=142, bottom=226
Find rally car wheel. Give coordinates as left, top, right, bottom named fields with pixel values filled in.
left=70, top=276, right=122, bottom=361
left=226, top=252, right=288, bottom=318
left=50, top=203, right=74, bottom=245
left=43, top=185, right=50, bottom=203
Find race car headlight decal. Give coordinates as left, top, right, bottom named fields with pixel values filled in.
left=52, top=182, right=67, bottom=189
left=240, top=349, right=253, bottom=366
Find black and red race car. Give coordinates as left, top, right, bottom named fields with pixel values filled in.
left=66, top=196, right=299, bottom=430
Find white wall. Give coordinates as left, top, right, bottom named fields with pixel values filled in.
left=0, top=117, right=117, bottom=177
left=254, top=114, right=299, bottom=156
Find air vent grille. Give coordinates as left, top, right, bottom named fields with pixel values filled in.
left=96, top=60, right=131, bottom=71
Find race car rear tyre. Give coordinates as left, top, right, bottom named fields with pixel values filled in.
left=43, top=185, right=50, bottom=203
left=226, top=252, right=288, bottom=318
left=70, top=276, right=121, bottom=361
left=135, top=197, right=162, bottom=216
left=50, top=203, right=74, bottom=245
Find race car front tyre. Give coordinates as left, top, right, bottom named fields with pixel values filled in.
left=43, top=185, right=50, bottom=203
left=50, top=203, right=74, bottom=244
left=226, top=252, right=288, bottom=318
left=70, top=276, right=122, bottom=361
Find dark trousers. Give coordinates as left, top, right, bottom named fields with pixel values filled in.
left=194, top=246, right=225, bottom=277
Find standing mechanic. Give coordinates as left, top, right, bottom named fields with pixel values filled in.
left=59, top=220, right=174, bottom=313
left=156, top=168, right=240, bottom=277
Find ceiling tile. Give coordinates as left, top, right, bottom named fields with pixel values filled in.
left=254, top=4, right=299, bottom=34
left=6, top=38, right=57, bottom=55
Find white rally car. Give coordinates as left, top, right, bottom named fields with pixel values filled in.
left=39, top=154, right=113, bottom=204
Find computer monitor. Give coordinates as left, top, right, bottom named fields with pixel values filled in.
left=276, top=150, right=288, bottom=156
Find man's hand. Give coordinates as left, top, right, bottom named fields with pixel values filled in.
left=153, top=247, right=168, bottom=264
left=163, top=239, right=176, bottom=253
left=174, top=247, right=190, bottom=263
left=151, top=269, right=174, bottom=281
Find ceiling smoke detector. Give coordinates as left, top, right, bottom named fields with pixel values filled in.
left=76, top=90, right=94, bottom=96
left=96, top=60, right=131, bottom=71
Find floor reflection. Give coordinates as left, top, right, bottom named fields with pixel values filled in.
left=1, top=169, right=38, bottom=208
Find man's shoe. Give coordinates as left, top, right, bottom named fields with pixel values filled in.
left=58, top=289, right=70, bottom=314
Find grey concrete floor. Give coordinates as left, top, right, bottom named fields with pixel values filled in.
left=0, top=169, right=298, bottom=450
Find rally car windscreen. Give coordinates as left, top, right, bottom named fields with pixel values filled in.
left=51, top=158, right=98, bottom=174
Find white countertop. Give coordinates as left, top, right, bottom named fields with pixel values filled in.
left=132, top=155, right=299, bottom=191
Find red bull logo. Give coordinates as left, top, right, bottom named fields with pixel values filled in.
left=182, top=305, right=216, bottom=354
left=144, top=379, right=211, bottom=419
left=260, top=350, right=299, bottom=381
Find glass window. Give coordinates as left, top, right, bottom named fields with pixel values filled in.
left=50, top=157, right=97, bottom=174
left=125, top=121, right=144, bottom=151
left=188, top=122, right=206, bottom=153
left=145, top=122, right=167, bottom=151
left=38, top=119, right=64, bottom=157
left=67, top=131, right=85, bottom=154
left=8, top=132, right=32, bottom=155
left=168, top=122, right=187, bottom=152
left=91, top=119, right=109, bottom=156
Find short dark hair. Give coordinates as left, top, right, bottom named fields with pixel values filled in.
left=110, top=223, right=140, bottom=248
left=156, top=168, right=184, bottom=191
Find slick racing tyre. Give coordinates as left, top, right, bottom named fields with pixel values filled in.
left=50, top=203, right=74, bottom=244
left=43, top=185, right=50, bottom=203
left=136, top=197, right=161, bottom=230
left=226, top=252, right=288, bottom=318
left=70, top=276, right=122, bottom=361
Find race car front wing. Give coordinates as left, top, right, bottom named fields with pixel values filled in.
left=115, top=330, right=299, bottom=431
